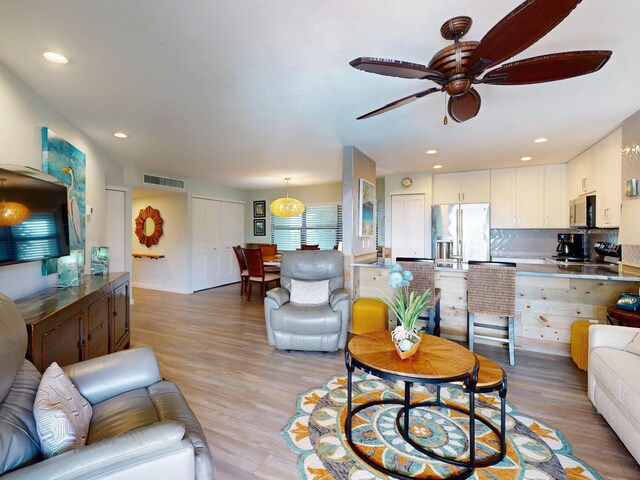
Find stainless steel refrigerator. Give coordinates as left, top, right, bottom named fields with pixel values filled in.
left=432, top=204, right=490, bottom=262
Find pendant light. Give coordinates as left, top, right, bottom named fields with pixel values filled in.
left=270, top=177, right=305, bottom=217
left=0, top=178, right=30, bottom=226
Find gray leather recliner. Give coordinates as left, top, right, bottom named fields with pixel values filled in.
left=264, top=250, right=350, bottom=351
left=0, top=293, right=214, bottom=480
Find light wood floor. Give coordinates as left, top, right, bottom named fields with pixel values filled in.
left=130, top=284, right=640, bottom=480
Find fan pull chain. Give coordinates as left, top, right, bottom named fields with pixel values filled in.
left=443, top=94, right=448, bottom=125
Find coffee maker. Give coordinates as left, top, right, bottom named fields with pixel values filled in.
left=555, top=233, right=585, bottom=259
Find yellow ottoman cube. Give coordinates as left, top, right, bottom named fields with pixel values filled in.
left=352, top=298, right=388, bottom=334
left=571, top=321, right=592, bottom=371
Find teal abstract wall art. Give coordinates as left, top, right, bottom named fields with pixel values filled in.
left=42, top=127, right=86, bottom=276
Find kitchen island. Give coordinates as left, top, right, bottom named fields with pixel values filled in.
left=353, top=261, right=640, bottom=356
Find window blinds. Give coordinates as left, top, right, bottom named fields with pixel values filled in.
left=271, top=205, right=342, bottom=251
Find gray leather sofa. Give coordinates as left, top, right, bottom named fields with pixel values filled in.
left=0, top=293, right=214, bottom=480
left=264, top=250, right=350, bottom=351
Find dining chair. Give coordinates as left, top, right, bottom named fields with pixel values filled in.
left=259, top=244, right=278, bottom=257
left=259, top=244, right=280, bottom=273
left=300, top=244, right=319, bottom=250
left=243, top=248, right=280, bottom=302
left=232, top=245, right=249, bottom=295
left=395, top=257, right=441, bottom=336
left=467, top=261, right=517, bottom=366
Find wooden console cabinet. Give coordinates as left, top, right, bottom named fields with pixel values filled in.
left=16, top=272, right=130, bottom=373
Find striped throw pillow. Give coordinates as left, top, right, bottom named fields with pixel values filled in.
left=34, top=362, right=93, bottom=458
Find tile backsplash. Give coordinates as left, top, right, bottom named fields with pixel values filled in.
left=491, top=228, right=618, bottom=259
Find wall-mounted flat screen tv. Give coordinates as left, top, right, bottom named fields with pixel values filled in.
left=0, top=165, right=70, bottom=266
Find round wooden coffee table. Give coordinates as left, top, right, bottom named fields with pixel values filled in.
left=345, top=331, right=503, bottom=479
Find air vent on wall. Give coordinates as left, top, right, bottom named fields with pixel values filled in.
left=143, top=174, right=185, bottom=189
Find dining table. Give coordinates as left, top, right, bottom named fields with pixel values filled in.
left=263, top=255, right=281, bottom=267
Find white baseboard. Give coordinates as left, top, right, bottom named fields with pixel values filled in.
left=132, top=282, right=191, bottom=294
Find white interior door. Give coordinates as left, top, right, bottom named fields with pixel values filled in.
left=219, top=201, right=244, bottom=284
left=391, top=194, right=425, bottom=260
left=192, top=197, right=208, bottom=291
left=106, top=189, right=126, bottom=272
left=204, top=199, right=221, bottom=289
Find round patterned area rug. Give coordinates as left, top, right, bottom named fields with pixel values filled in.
left=282, top=374, right=602, bottom=480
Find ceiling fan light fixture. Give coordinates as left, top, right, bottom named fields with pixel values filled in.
left=270, top=178, right=305, bottom=218
left=350, top=1, right=612, bottom=124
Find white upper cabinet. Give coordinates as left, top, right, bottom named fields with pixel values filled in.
left=596, top=128, right=622, bottom=227
left=516, top=166, right=545, bottom=228
left=567, top=128, right=622, bottom=227
left=543, top=164, right=568, bottom=228
left=568, top=147, right=597, bottom=198
left=490, top=169, right=517, bottom=228
left=433, top=170, right=490, bottom=205
left=491, top=166, right=550, bottom=229
left=433, top=173, right=461, bottom=204
left=459, top=171, right=491, bottom=203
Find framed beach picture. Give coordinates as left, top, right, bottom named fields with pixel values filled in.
left=254, top=218, right=266, bottom=236
left=253, top=200, right=266, bottom=218
left=358, top=178, right=375, bottom=237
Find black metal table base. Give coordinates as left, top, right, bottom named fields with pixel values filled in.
left=345, top=367, right=507, bottom=479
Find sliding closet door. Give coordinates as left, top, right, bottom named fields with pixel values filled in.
left=219, top=201, right=244, bottom=285
left=192, top=197, right=218, bottom=291
left=192, top=197, right=244, bottom=291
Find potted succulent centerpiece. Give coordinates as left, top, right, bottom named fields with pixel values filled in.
left=378, top=264, right=431, bottom=359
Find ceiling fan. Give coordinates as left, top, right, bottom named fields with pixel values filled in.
left=350, top=0, right=612, bottom=123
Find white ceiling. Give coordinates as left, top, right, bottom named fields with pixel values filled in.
left=0, top=1, right=638, bottom=189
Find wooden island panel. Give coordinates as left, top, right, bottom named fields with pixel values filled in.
left=354, top=266, right=640, bottom=357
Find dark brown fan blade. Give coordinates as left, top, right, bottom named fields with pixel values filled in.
left=447, top=88, right=481, bottom=123
left=467, top=0, right=581, bottom=76
left=350, top=57, right=446, bottom=82
left=481, top=51, right=612, bottom=85
left=357, top=87, right=440, bottom=120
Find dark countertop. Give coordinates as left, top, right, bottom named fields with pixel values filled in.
left=16, top=272, right=128, bottom=325
left=353, top=261, right=640, bottom=282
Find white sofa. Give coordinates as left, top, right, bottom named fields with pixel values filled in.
left=588, top=324, right=640, bottom=465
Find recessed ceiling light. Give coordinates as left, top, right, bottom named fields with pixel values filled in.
left=521, top=156, right=533, bottom=162
left=113, top=132, right=129, bottom=139
left=426, top=150, right=438, bottom=155
left=534, top=138, right=548, bottom=143
left=433, top=164, right=442, bottom=169
left=43, top=51, right=69, bottom=64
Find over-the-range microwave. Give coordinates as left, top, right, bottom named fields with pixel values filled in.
left=569, top=195, right=596, bottom=228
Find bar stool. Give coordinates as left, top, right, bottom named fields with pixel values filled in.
left=435, top=353, right=508, bottom=467
left=395, top=257, right=441, bottom=336
left=467, top=261, right=516, bottom=366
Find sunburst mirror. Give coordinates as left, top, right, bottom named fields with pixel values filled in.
left=135, top=205, right=163, bottom=247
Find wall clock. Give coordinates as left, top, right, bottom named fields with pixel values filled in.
left=401, top=177, right=413, bottom=188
